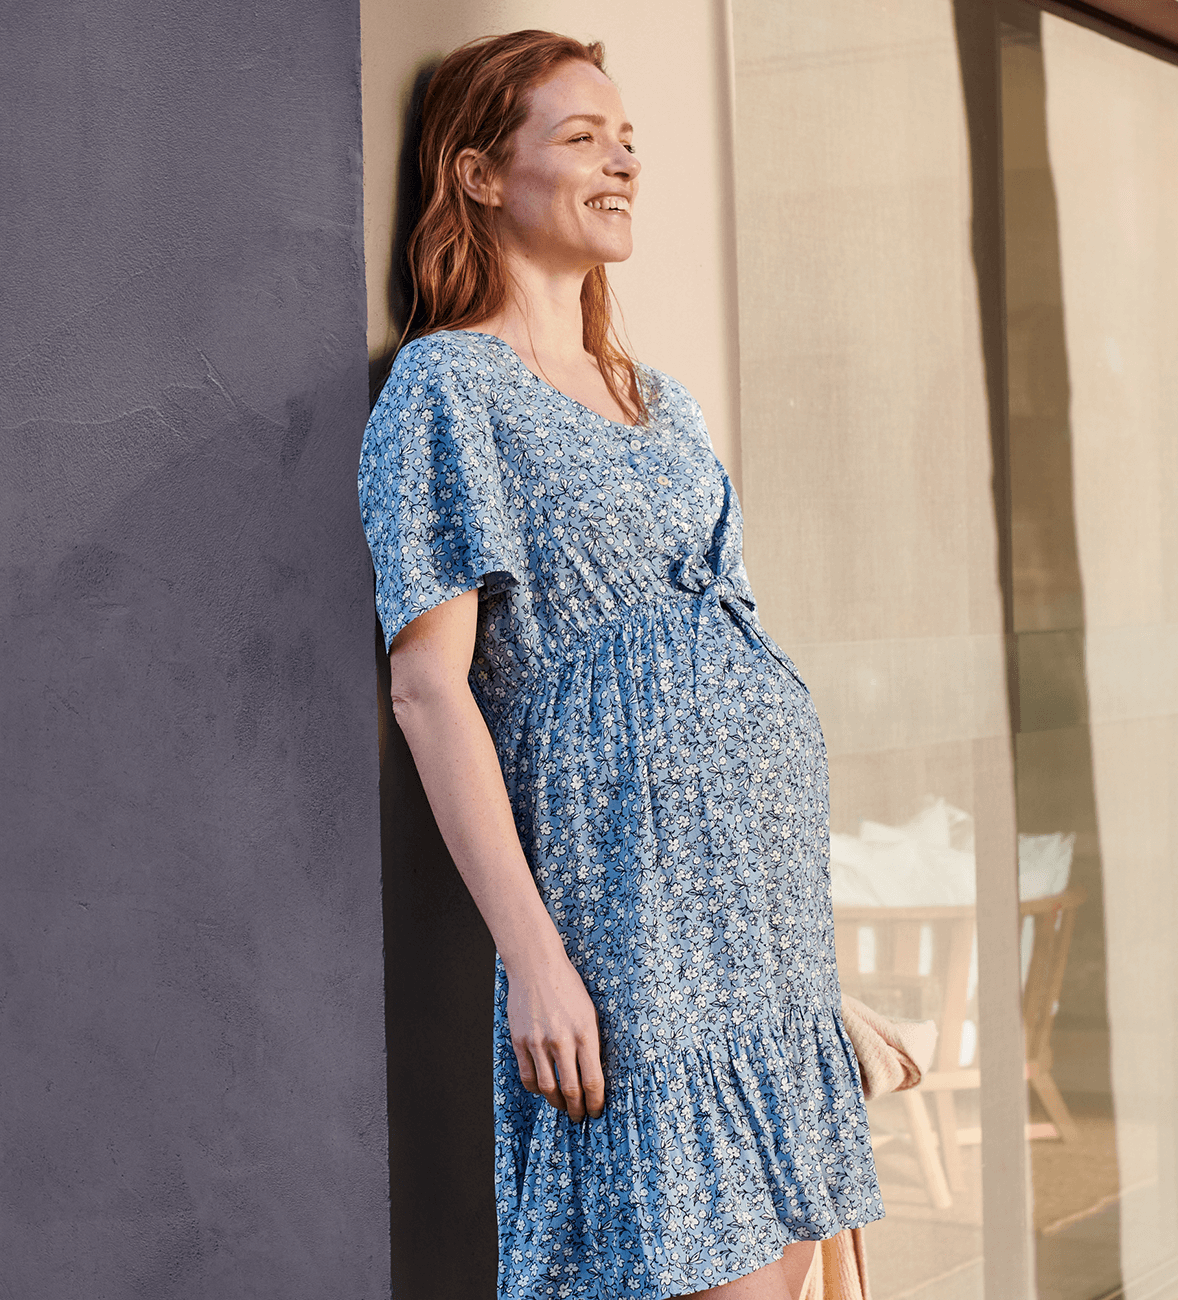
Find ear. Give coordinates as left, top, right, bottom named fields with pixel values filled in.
left=456, top=147, right=501, bottom=208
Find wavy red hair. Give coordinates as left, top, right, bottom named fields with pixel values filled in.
left=402, top=29, right=647, bottom=425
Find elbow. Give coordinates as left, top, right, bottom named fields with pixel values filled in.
left=388, top=653, right=467, bottom=728
left=389, top=687, right=415, bottom=729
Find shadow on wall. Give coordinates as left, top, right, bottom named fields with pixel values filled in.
left=996, top=6, right=1123, bottom=1298
left=369, top=60, right=439, bottom=406
left=369, top=58, right=503, bottom=1300
left=952, top=3, right=1124, bottom=1297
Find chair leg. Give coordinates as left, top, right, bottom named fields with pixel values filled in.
left=1029, top=1067, right=1080, bottom=1142
left=902, top=1089, right=952, bottom=1209
left=934, top=1090, right=966, bottom=1191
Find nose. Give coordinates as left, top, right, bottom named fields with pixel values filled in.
left=606, top=141, right=640, bottom=180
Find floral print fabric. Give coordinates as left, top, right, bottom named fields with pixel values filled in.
left=358, top=330, right=883, bottom=1299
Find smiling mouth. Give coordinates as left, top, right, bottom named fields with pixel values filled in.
left=585, top=196, right=631, bottom=214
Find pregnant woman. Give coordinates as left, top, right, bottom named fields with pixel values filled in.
left=358, top=29, right=883, bottom=1300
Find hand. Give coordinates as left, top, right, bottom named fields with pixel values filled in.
left=506, top=951, right=606, bottom=1122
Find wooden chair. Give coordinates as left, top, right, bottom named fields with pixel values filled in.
left=1020, top=885, right=1087, bottom=1143
left=835, top=886, right=1088, bottom=1208
left=833, top=904, right=977, bottom=1210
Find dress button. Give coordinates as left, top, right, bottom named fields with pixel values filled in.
left=657, top=475, right=671, bottom=486
left=629, top=438, right=642, bottom=453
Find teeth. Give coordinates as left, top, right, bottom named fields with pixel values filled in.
left=586, top=197, right=630, bottom=212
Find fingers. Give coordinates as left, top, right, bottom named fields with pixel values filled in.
left=514, top=1038, right=606, bottom=1122
left=514, top=1043, right=540, bottom=1098
left=579, top=1041, right=606, bottom=1121
left=553, top=1043, right=586, bottom=1122
left=517, top=1042, right=567, bottom=1113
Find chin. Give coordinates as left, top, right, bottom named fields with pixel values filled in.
left=592, top=237, right=634, bottom=266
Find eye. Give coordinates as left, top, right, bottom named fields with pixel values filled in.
left=570, top=133, right=592, bottom=143
left=624, top=143, right=638, bottom=155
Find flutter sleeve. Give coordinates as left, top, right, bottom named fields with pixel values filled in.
left=357, top=337, right=527, bottom=652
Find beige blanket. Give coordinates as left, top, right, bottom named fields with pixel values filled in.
left=799, top=995, right=937, bottom=1300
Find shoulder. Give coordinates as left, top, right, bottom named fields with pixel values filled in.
left=634, top=362, right=709, bottom=438
left=384, top=325, right=496, bottom=384
left=637, top=363, right=697, bottom=411
left=372, top=331, right=503, bottom=429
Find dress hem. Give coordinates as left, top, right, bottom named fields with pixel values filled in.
left=495, top=996, right=885, bottom=1300
left=649, top=1204, right=887, bottom=1300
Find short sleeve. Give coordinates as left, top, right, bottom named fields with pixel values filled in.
left=357, top=338, right=527, bottom=651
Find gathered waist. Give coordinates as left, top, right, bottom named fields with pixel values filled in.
left=543, top=583, right=802, bottom=687
left=551, top=587, right=723, bottom=664
left=472, top=585, right=806, bottom=743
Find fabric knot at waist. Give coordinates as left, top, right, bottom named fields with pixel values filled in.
left=667, top=552, right=803, bottom=686
left=668, top=552, right=756, bottom=615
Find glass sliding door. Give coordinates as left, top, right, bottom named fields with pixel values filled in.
left=732, top=3, right=1176, bottom=1298
left=730, top=4, right=1027, bottom=1295
left=1001, top=6, right=1178, bottom=1298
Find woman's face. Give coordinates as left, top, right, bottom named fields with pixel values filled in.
left=482, top=60, right=641, bottom=274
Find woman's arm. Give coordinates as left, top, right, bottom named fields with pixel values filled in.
left=388, top=587, right=606, bottom=1123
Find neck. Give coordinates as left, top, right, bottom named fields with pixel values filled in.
left=476, top=249, right=592, bottom=370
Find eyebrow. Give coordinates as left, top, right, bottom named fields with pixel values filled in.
left=552, top=113, right=634, bottom=134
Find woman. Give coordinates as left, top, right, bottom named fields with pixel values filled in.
left=358, top=29, right=883, bottom=1300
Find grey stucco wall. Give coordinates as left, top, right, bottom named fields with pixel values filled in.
left=0, top=3, right=389, bottom=1297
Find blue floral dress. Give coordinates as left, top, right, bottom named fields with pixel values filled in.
left=358, top=330, right=883, bottom=1299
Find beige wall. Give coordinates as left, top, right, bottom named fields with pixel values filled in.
left=360, top=0, right=743, bottom=479
left=1041, top=15, right=1178, bottom=1298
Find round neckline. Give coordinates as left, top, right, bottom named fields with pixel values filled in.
left=445, top=328, right=644, bottom=432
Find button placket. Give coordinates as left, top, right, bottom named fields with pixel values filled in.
left=626, top=431, right=671, bottom=490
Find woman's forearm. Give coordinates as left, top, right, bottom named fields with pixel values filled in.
left=391, top=632, right=606, bottom=1124
left=392, top=680, right=570, bottom=981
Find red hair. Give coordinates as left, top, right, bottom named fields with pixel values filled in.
left=402, top=29, right=647, bottom=425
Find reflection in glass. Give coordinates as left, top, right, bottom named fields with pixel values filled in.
left=1002, top=7, right=1178, bottom=1299
left=731, top=3, right=1008, bottom=1294
left=733, top=2, right=1177, bottom=1296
